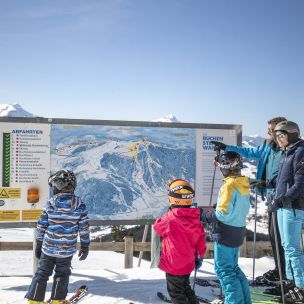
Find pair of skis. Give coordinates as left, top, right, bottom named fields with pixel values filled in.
left=157, top=285, right=282, bottom=304
left=46, top=285, right=88, bottom=304
left=251, top=289, right=281, bottom=303
left=158, top=291, right=280, bottom=304
left=157, top=292, right=222, bottom=304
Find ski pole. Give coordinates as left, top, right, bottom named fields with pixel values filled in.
left=209, top=149, right=219, bottom=207
left=301, top=225, right=304, bottom=253
left=272, top=211, right=285, bottom=304
left=206, top=150, right=220, bottom=240
left=252, top=187, right=258, bottom=284
left=193, top=267, right=197, bottom=291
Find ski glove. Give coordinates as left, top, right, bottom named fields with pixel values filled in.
left=195, top=257, right=203, bottom=270
left=210, top=141, right=226, bottom=152
left=267, top=196, right=291, bottom=213
left=35, top=240, right=43, bottom=259
left=78, top=245, right=89, bottom=261
left=250, top=180, right=266, bottom=189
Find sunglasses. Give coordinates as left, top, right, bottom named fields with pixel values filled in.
left=275, top=132, right=287, bottom=140
left=268, top=128, right=275, bottom=135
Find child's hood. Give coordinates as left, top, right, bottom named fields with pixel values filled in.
left=169, top=207, right=201, bottom=220
left=49, top=193, right=80, bottom=211
left=224, top=176, right=250, bottom=195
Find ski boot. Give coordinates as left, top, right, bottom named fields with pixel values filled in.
left=251, top=275, right=274, bottom=286
left=284, top=287, right=304, bottom=304
left=265, top=280, right=295, bottom=296
left=28, top=301, right=47, bottom=304
left=263, top=269, right=281, bottom=283
left=50, top=301, right=70, bottom=304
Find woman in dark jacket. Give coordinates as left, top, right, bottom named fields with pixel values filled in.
left=268, top=121, right=304, bottom=303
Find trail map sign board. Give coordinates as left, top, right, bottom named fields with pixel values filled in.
left=0, top=117, right=241, bottom=226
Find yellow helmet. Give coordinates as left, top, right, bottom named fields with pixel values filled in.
left=168, top=179, right=195, bottom=206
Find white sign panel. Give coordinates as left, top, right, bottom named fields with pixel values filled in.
left=0, top=123, right=50, bottom=222
left=195, top=129, right=237, bottom=207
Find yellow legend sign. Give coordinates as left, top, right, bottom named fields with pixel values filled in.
left=0, top=188, right=21, bottom=199
left=22, top=210, right=43, bottom=221
left=0, top=210, right=20, bottom=222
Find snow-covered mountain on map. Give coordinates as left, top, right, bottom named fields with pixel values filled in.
left=0, top=103, right=34, bottom=117
left=51, top=130, right=195, bottom=220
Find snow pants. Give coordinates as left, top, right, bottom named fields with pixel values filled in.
left=25, top=253, right=72, bottom=301
left=214, top=242, right=251, bottom=304
left=277, top=208, right=304, bottom=288
left=166, top=272, right=199, bottom=304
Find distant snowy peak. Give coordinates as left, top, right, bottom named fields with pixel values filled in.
left=242, top=135, right=265, bottom=147
left=153, top=114, right=180, bottom=123
left=0, top=103, right=34, bottom=117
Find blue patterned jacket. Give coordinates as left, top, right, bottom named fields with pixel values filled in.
left=36, top=192, right=90, bottom=258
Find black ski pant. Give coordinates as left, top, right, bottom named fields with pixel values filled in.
left=269, top=211, right=286, bottom=278
left=25, top=253, right=72, bottom=301
left=166, top=272, right=199, bottom=304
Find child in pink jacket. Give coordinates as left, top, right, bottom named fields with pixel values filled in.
left=154, top=179, right=206, bottom=304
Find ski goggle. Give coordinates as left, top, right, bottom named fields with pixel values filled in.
left=168, top=180, right=195, bottom=199
left=168, top=186, right=195, bottom=199
left=275, top=132, right=287, bottom=140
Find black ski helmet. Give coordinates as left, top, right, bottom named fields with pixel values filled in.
left=48, top=170, right=77, bottom=193
left=274, top=121, right=300, bottom=144
left=215, top=151, right=243, bottom=177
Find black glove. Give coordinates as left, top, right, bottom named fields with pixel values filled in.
left=35, top=240, right=43, bottom=259
left=267, top=197, right=286, bottom=213
left=266, top=179, right=276, bottom=189
left=200, top=209, right=215, bottom=224
left=210, top=141, right=226, bottom=152
left=250, top=180, right=266, bottom=189
left=195, top=257, right=203, bottom=270
left=78, top=245, right=89, bottom=261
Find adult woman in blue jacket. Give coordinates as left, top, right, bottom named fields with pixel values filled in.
left=269, top=121, right=304, bottom=303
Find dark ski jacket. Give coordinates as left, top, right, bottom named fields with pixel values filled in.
left=275, top=139, right=304, bottom=210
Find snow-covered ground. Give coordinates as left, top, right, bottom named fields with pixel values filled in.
left=0, top=248, right=275, bottom=304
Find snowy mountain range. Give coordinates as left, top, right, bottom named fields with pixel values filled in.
left=0, top=103, right=34, bottom=117
left=51, top=134, right=195, bottom=219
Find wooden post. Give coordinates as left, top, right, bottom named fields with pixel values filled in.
left=124, top=235, right=134, bottom=269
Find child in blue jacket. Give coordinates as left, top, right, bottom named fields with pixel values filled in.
left=201, top=151, right=251, bottom=304
left=25, top=170, right=90, bottom=304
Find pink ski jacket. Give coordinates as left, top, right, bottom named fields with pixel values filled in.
left=153, top=207, right=206, bottom=275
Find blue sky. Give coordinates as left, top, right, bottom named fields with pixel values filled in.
left=0, top=0, right=303, bottom=136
